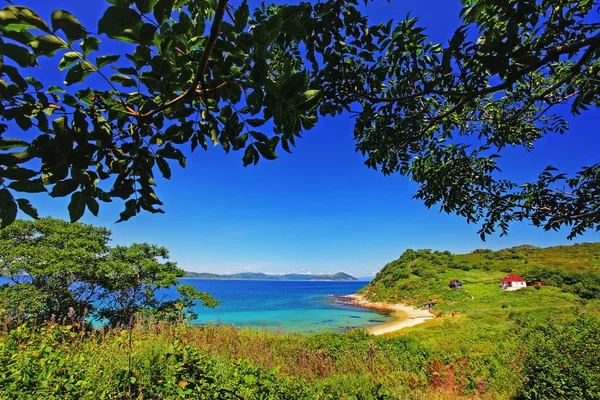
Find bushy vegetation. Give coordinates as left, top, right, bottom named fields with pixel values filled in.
left=1, top=219, right=599, bottom=399
left=0, top=324, right=310, bottom=400
left=0, top=320, right=521, bottom=399
left=0, top=218, right=217, bottom=329
left=2, top=310, right=597, bottom=399
left=360, top=243, right=600, bottom=304
left=355, top=243, right=600, bottom=398
left=518, top=316, right=600, bottom=400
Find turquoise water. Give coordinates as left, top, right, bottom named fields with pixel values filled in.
left=0, top=277, right=393, bottom=334
left=180, top=279, right=393, bottom=334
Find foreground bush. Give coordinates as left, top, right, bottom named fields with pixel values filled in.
left=2, top=313, right=598, bottom=399
left=0, top=322, right=509, bottom=399
left=518, top=317, right=600, bottom=400
left=0, top=324, right=311, bottom=400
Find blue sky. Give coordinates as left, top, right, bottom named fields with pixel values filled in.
left=21, top=0, right=600, bottom=276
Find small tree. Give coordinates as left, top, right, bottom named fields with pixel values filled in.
left=0, top=218, right=217, bottom=329
left=0, top=218, right=110, bottom=325
left=98, top=243, right=217, bottom=327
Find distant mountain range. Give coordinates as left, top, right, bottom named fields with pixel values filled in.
left=184, top=271, right=358, bottom=281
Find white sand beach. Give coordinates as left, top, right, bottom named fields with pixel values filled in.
left=338, top=294, right=434, bottom=335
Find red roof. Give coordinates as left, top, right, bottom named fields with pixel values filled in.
left=501, top=274, right=525, bottom=283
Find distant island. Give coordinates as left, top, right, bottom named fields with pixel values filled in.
left=184, top=271, right=358, bottom=281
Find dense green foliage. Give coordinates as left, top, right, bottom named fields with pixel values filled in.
left=0, top=320, right=510, bottom=399
left=1, top=0, right=599, bottom=238
left=184, top=271, right=357, bottom=281
left=519, top=316, right=600, bottom=400
left=1, top=237, right=599, bottom=398
left=1, top=310, right=598, bottom=399
left=0, top=218, right=111, bottom=325
left=359, top=242, right=600, bottom=399
left=0, top=218, right=217, bottom=328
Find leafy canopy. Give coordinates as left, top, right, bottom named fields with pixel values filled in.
left=0, top=0, right=599, bottom=239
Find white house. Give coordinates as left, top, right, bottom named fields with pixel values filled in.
left=501, top=274, right=527, bottom=291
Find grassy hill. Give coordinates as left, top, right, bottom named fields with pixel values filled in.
left=353, top=242, right=600, bottom=398
left=359, top=242, right=600, bottom=306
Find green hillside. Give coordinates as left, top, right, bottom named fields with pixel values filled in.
left=359, top=242, right=600, bottom=306
left=352, top=242, right=600, bottom=398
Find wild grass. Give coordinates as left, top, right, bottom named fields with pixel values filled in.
left=1, top=242, right=599, bottom=399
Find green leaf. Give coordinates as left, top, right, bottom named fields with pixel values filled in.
left=110, top=73, right=137, bottom=87
left=138, top=22, right=157, bottom=46
left=68, top=191, right=86, bottom=222
left=0, top=188, right=17, bottom=228
left=80, top=37, right=100, bottom=57
left=249, top=131, right=269, bottom=142
left=14, top=114, right=32, bottom=131
left=16, top=198, right=38, bottom=219
left=358, top=51, right=375, bottom=62
left=281, top=20, right=306, bottom=37
left=135, top=0, right=158, bottom=14
left=29, top=35, right=67, bottom=57
left=255, top=141, right=278, bottom=160
left=85, top=196, right=99, bottom=216
left=48, top=85, right=65, bottom=93
left=71, top=169, right=91, bottom=185
left=7, top=180, right=46, bottom=193
left=51, top=10, right=87, bottom=42
left=281, top=137, right=291, bottom=153
left=1, top=43, right=36, bottom=68
left=26, top=76, right=43, bottom=91
left=117, top=199, right=138, bottom=222
left=0, top=149, right=33, bottom=165
left=64, top=61, right=95, bottom=85
left=156, top=157, right=171, bottom=179
left=234, top=0, right=249, bottom=33
left=96, top=54, right=120, bottom=69
left=0, top=166, right=37, bottom=180
left=98, top=6, right=142, bottom=43
left=293, top=89, right=322, bottom=111
left=0, top=138, right=28, bottom=150
left=242, top=144, right=258, bottom=167
left=251, top=59, right=268, bottom=85
left=2, top=64, right=28, bottom=90
left=281, top=71, right=307, bottom=99
left=58, top=52, right=82, bottom=70
left=0, top=6, right=51, bottom=33
left=52, top=115, right=68, bottom=134
left=153, top=0, right=174, bottom=25
left=0, top=29, right=36, bottom=46
left=50, top=179, right=79, bottom=197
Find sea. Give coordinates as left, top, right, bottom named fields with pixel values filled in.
left=0, top=277, right=394, bottom=334
left=178, top=279, right=393, bottom=334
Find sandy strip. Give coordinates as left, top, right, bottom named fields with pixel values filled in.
left=337, top=294, right=434, bottom=335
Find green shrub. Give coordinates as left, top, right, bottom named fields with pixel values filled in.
left=518, top=317, right=600, bottom=400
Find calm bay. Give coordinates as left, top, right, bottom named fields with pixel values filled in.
left=178, top=279, right=393, bottom=334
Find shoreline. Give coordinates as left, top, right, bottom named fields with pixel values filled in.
left=334, top=294, right=434, bottom=335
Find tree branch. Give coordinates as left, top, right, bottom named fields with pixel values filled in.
left=353, top=32, right=600, bottom=104
left=141, top=0, right=229, bottom=119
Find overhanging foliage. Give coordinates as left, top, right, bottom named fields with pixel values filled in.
left=0, top=0, right=598, bottom=239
